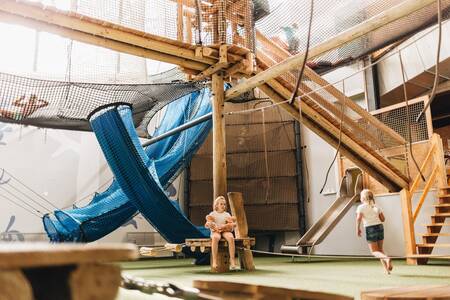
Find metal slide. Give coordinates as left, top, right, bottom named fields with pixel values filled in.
left=282, top=168, right=362, bottom=253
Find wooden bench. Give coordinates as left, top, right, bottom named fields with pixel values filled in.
left=0, top=243, right=138, bottom=300
left=186, top=192, right=256, bottom=272
left=361, top=285, right=450, bottom=300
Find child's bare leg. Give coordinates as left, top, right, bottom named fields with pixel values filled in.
left=368, top=242, right=390, bottom=274
left=222, top=232, right=236, bottom=267
left=377, top=240, right=392, bottom=271
left=210, top=232, right=221, bottom=269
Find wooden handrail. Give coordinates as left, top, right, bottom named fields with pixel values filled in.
left=413, top=166, right=438, bottom=222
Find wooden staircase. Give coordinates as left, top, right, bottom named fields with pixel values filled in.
left=416, top=176, right=450, bottom=263
left=254, top=32, right=409, bottom=192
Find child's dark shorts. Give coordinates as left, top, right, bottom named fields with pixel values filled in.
left=365, top=224, right=384, bottom=242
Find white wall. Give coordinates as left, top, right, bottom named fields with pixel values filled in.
left=378, top=20, right=450, bottom=96
left=284, top=124, right=448, bottom=256
left=0, top=123, right=158, bottom=243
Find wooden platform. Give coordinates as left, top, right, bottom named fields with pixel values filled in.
left=361, top=285, right=450, bottom=300
left=0, top=242, right=138, bottom=300
left=194, top=280, right=353, bottom=300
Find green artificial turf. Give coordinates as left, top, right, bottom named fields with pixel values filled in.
left=117, top=256, right=450, bottom=300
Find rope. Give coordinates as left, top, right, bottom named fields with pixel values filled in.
left=416, top=0, right=442, bottom=122
left=261, top=108, right=271, bottom=204
left=239, top=247, right=450, bottom=261
left=319, top=83, right=346, bottom=194
left=0, top=194, right=42, bottom=218
left=289, top=0, right=314, bottom=105
left=398, top=52, right=426, bottom=182
left=3, top=169, right=59, bottom=210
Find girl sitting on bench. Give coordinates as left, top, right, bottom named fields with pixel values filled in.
left=205, top=196, right=237, bottom=270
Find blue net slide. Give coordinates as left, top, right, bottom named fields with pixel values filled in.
left=43, top=89, right=211, bottom=242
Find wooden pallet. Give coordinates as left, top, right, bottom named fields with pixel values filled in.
left=0, top=243, right=138, bottom=300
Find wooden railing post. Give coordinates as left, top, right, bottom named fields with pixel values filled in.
left=432, top=133, right=447, bottom=188
left=228, top=192, right=255, bottom=271
left=400, top=189, right=417, bottom=265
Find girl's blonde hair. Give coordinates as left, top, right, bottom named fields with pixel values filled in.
left=213, top=196, right=226, bottom=211
left=360, top=189, right=375, bottom=206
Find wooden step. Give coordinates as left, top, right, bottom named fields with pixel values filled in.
left=432, top=203, right=450, bottom=207
left=432, top=213, right=450, bottom=217
left=437, top=194, right=450, bottom=198
left=410, top=254, right=450, bottom=259
left=421, top=233, right=450, bottom=237
left=425, top=223, right=450, bottom=227
left=417, top=243, right=450, bottom=248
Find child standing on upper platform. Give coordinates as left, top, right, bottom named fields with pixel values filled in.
left=205, top=196, right=237, bottom=271
left=356, top=189, right=393, bottom=274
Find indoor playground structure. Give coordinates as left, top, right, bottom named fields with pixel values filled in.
left=0, top=0, right=450, bottom=299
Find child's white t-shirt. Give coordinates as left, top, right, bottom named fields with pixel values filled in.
left=209, top=211, right=231, bottom=226
left=356, top=203, right=382, bottom=227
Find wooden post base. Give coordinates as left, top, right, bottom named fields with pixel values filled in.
left=186, top=238, right=255, bottom=273
left=0, top=243, right=138, bottom=300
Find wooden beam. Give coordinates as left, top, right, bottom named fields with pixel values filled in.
left=225, top=0, right=437, bottom=100
left=400, top=189, right=417, bottom=265
left=212, top=73, right=227, bottom=198
left=0, top=0, right=216, bottom=65
left=193, top=45, right=229, bottom=80
left=255, top=29, right=406, bottom=145
left=0, top=11, right=209, bottom=71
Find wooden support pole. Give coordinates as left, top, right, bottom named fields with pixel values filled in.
left=212, top=73, right=227, bottom=199
left=400, top=189, right=417, bottom=265
left=225, top=0, right=437, bottom=100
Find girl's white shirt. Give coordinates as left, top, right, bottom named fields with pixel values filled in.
left=209, top=211, right=231, bottom=226
left=356, top=203, right=383, bottom=227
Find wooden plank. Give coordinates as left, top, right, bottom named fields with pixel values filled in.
left=0, top=0, right=217, bottom=66
left=362, top=285, right=450, bottom=300
left=0, top=11, right=209, bottom=71
left=400, top=189, right=417, bottom=265
left=212, top=73, right=227, bottom=198
left=225, top=0, right=437, bottom=100
left=0, top=243, right=138, bottom=269
left=194, top=280, right=353, bottom=300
